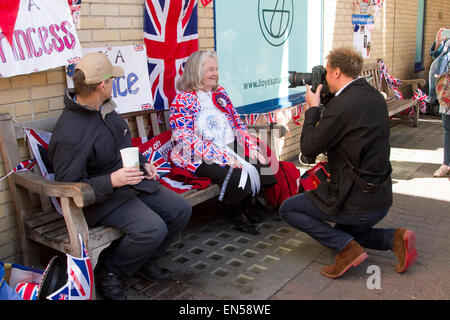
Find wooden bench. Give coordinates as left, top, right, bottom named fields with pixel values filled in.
left=0, top=109, right=285, bottom=269
left=360, top=60, right=426, bottom=127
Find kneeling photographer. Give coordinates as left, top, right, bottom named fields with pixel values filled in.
left=280, top=47, right=417, bottom=279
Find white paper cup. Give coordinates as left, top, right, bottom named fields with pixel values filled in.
left=120, top=147, right=140, bottom=169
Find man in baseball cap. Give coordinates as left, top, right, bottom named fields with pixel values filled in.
left=48, top=52, right=192, bottom=300
left=71, top=52, right=124, bottom=107
left=75, top=52, right=124, bottom=84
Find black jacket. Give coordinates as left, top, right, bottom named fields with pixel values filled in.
left=301, top=78, right=393, bottom=215
left=49, top=90, right=159, bottom=226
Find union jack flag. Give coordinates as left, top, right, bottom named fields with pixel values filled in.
left=68, top=0, right=82, bottom=25
left=13, top=282, right=40, bottom=300
left=144, top=0, right=198, bottom=110
left=46, top=235, right=93, bottom=300
left=0, top=159, right=36, bottom=182
left=150, top=150, right=172, bottom=177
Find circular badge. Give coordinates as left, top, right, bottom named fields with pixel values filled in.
left=258, top=0, right=294, bottom=47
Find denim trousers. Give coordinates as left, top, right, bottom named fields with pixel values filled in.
left=279, top=193, right=395, bottom=253
left=442, top=114, right=450, bottom=166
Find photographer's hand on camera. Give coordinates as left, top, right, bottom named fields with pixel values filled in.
left=305, top=84, right=323, bottom=110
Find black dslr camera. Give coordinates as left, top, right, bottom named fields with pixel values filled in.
left=288, top=65, right=327, bottom=93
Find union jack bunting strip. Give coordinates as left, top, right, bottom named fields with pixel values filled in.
left=47, top=235, right=93, bottom=300
left=144, top=0, right=199, bottom=110
left=264, top=112, right=277, bottom=124
left=379, top=60, right=403, bottom=100
left=243, top=114, right=260, bottom=125
left=67, top=0, right=82, bottom=26
left=292, top=104, right=304, bottom=126
left=0, top=159, right=37, bottom=182
left=413, top=88, right=430, bottom=114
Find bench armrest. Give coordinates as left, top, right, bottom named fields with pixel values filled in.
left=399, top=78, right=426, bottom=88
left=14, top=171, right=96, bottom=208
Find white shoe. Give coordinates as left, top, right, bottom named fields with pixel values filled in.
left=433, top=164, right=450, bottom=177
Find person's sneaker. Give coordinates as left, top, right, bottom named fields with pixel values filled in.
left=321, top=240, right=368, bottom=279
left=392, top=228, right=417, bottom=273
left=95, top=267, right=127, bottom=300
left=136, top=261, right=172, bottom=281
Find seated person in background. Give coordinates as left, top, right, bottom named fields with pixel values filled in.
left=48, top=52, right=192, bottom=300
left=170, top=50, right=277, bottom=235
left=280, top=47, right=417, bottom=279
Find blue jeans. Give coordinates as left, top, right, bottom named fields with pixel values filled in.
left=442, top=114, right=450, bottom=166
left=279, top=193, right=395, bottom=252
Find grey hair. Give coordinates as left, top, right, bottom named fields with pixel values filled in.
left=177, top=50, right=219, bottom=92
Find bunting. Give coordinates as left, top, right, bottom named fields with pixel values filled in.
left=412, top=88, right=430, bottom=114
left=239, top=103, right=307, bottom=127
left=379, top=60, right=403, bottom=100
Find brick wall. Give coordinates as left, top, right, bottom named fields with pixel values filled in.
left=0, top=0, right=449, bottom=262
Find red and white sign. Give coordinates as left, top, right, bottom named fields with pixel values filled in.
left=0, top=0, right=82, bottom=78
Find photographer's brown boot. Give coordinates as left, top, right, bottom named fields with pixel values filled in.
left=321, top=240, right=368, bottom=279
left=392, top=228, right=417, bottom=273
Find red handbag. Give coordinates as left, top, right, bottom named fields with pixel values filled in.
left=299, top=162, right=330, bottom=192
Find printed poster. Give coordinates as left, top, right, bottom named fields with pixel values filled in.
left=66, top=45, right=154, bottom=114
left=0, top=0, right=83, bottom=78
left=352, top=14, right=373, bottom=59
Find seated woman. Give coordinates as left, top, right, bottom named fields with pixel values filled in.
left=169, top=50, right=277, bottom=235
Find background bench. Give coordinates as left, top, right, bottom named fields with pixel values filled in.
left=360, top=60, right=426, bottom=127
left=0, top=110, right=285, bottom=269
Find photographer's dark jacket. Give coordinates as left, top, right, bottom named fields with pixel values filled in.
left=301, top=78, right=392, bottom=215
left=49, top=90, right=159, bottom=226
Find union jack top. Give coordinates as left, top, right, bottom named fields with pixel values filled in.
left=170, top=87, right=260, bottom=173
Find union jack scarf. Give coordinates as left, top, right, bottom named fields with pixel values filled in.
left=0, top=159, right=36, bottom=182
left=379, top=60, right=403, bottom=100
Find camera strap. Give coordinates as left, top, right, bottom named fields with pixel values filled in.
left=337, top=149, right=391, bottom=193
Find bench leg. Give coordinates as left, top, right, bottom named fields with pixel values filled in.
left=413, top=102, right=419, bottom=127
left=60, top=197, right=90, bottom=258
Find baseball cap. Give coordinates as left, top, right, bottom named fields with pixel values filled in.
left=75, top=52, right=124, bottom=84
